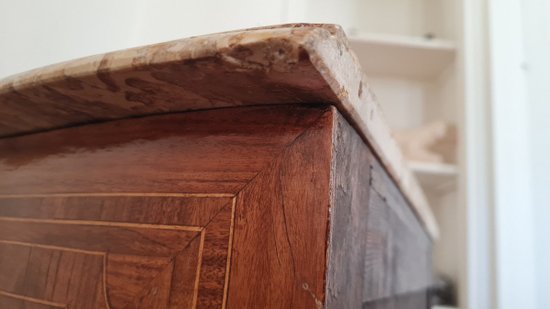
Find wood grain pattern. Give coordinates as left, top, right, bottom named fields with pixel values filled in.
left=326, top=111, right=432, bottom=308
left=0, top=24, right=436, bottom=237
left=325, top=108, right=374, bottom=309
left=0, top=106, right=325, bottom=195
left=0, top=195, right=234, bottom=308
left=0, top=106, right=334, bottom=308
left=0, top=105, right=433, bottom=308
left=228, top=108, right=333, bottom=308
left=0, top=290, right=66, bottom=308
left=0, top=25, right=339, bottom=138
left=365, top=159, right=432, bottom=301
left=362, top=291, right=428, bottom=309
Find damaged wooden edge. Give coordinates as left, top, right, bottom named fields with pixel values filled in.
left=0, top=23, right=438, bottom=239
left=300, top=26, right=439, bottom=239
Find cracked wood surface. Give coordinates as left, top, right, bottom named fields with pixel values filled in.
left=0, top=23, right=437, bottom=238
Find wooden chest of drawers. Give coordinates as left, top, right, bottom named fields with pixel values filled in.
left=0, top=24, right=436, bottom=308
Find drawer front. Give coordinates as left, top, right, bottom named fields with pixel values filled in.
left=0, top=105, right=334, bottom=309
left=0, top=195, right=233, bottom=308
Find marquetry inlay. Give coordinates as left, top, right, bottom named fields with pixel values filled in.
left=0, top=194, right=235, bottom=309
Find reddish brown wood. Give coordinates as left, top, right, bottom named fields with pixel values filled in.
left=0, top=105, right=432, bottom=308
left=0, top=194, right=233, bottom=308
left=228, top=109, right=333, bottom=308
left=0, top=106, right=325, bottom=195
left=0, top=24, right=438, bottom=238
left=0, top=25, right=340, bottom=138
left=0, top=106, right=333, bottom=308
left=0, top=23, right=438, bottom=240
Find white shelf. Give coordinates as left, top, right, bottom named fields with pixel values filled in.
left=409, top=161, right=458, bottom=193
left=348, top=33, right=456, bottom=80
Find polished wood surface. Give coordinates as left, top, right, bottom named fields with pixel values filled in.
left=0, top=196, right=232, bottom=308
left=0, top=105, right=431, bottom=308
left=228, top=108, right=332, bottom=308
left=0, top=106, right=325, bottom=195
left=0, top=106, right=333, bottom=308
left=0, top=24, right=437, bottom=237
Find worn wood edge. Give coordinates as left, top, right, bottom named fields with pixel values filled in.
left=325, top=107, right=433, bottom=307
left=303, top=30, right=439, bottom=239
left=0, top=23, right=337, bottom=99
left=0, top=23, right=340, bottom=139
left=0, top=23, right=437, bottom=238
left=325, top=107, right=371, bottom=308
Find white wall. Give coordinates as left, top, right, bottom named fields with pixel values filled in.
left=0, top=0, right=295, bottom=78
left=489, top=0, right=550, bottom=308
left=0, top=0, right=142, bottom=78
left=522, top=1, right=550, bottom=309
left=461, top=0, right=494, bottom=308
left=131, top=0, right=288, bottom=46
left=488, top=0, right=537, bottom=308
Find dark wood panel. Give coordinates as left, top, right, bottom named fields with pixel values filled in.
left=227, top=108, right=333, bottom=308
left=326, top=110, right=432, bottom=308
left=362, top=291, right=428, bottom=309
left=366, top=159, right=432, bottom=302
left=325, top=107, right=374, bottom=308
left=0, top=106, right=326, bottom=195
